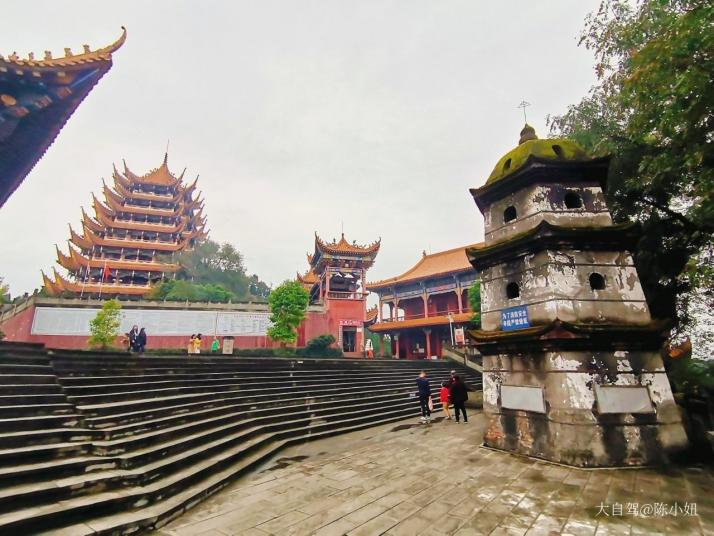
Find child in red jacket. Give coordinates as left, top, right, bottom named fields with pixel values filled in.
left=439, top=380, right=452, bottom=420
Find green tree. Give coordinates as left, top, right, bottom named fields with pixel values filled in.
left=469, top=280, right=481, bottom=329
left=267, top=281, right=310, bottom=345
left=0, top=277, right=9, bottom=305
left=162, top=240, right=270, bottom=301
left=148, top=279, right=235, bottom=303
left=88, top=299, right=122, bottom=350
left=548, top=0, right=713, bottom=342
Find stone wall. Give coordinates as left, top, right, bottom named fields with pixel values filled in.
left=482, top=349, right=689, bottom=466
left=480, top=249, right=651, bottom=331
left=484, top=183, right=612, bottom=243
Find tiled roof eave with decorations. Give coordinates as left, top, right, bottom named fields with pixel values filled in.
left=367, top=243, right=483, bottom=291
left=467, top=319, right=670, bottom=354
left=0, top=28, right=126, bottom=208
left=311, top=233, right=381, bottom=269
left=465, top=220, right=640, bottom=272
left=369, top=312, right=473, bottom=333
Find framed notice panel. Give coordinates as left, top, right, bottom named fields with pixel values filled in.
left=501, top=385, right=546, bottom=413
left=595, top=385, right=654, bottom=414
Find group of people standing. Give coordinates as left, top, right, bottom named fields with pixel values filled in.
left=187, top=335, right=222, bottom=354
left=126, top=325, right=147, bottom=354
left=415, top=369, right=469, bottom=424
left=188, top=334, right=203, bottom=354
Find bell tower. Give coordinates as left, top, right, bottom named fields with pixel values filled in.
left=466, top=125, right=687, bottom=467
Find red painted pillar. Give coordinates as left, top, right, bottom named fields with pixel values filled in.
left=425, top=329, right=431, bottom=359
left=456, top=288, right=463, bottom=313
left=422, top=293, right=428, bottom=318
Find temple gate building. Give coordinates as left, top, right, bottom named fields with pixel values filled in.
left=0, top=29, right=125, bottom=207
left=297, top=233, right=380, bottom=356
left=466, top=125, right=687, bottom=466
left=368, top=245, right=481, bottom=359
left=43, top=155, right=206, bottom=298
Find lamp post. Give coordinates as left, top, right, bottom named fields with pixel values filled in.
left=448, top=312, right=454, bottom=347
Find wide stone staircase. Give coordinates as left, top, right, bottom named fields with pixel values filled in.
left=0, top=342, right=481, bottom=535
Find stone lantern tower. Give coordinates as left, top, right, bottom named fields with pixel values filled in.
left=466, top=125, right=688, bottom=467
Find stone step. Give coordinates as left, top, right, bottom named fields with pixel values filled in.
left=0, top=414, right=86, bottom=434
left=0, top=455, right=115, bottom=486
left=112, top=396, right=416, bottom=467
left=0, top=440, right=91, bottom=466
left=62, top=374, right=421, bottom=402
left=0, top=364, right=54, bottom=375
left=0, top=374, right=59, bottom=385
left=0, top=426, right=95, bottom=449
left=72, top=376, right=438, bottom=421
left=0, top=405, right=416, bottom=533
left=0, top=353, right=52, bottom=366
left=0, top=396, right=417, bottom=518
left=59, top=370, right=422, bottom=389
left=82, top=383, right=417, bottom=431
left=21, top=411, right=416, bottom=535
left=0, top=391, right=67, bottom=406
left=0, top=403, right=76, bottom=419
left=0, top=384, right=64, bottom=395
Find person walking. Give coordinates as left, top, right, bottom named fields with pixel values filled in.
left=137, top=328, right=147, bottom=354
left=188, top=335, right=196, bottom=355
left=211, top=337, right=220, bottom=353
left=127, top=325, right=139, bottom=353
left=439, top=380, right=452, bottom=420
left=449, top=374, right=468, bottom=423
left=415, top=370, right=432, bottom=423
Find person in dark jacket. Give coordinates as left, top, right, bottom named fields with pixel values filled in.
left=415, top=370, right=431, bottom=423
left=127, top=325, right=139, bottom=353
left=136, top=328, right=147, bottom=354
left=449, top=374, right=468, bottom=423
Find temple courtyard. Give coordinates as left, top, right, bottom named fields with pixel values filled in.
left=156, top=412, right=713, bottom=536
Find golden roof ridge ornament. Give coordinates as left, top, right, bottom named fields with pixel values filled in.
left=4, top=27, right=126, bottom=67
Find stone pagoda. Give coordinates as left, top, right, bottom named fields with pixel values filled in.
left=43, top=155, right=207, bottom=298
left=466, top=125, right=687, bottom=466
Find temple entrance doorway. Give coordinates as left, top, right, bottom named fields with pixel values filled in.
left=341, top=327, right=357, bottom=353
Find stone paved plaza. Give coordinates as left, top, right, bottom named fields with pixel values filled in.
left=158, top=412, right=713, bottom=536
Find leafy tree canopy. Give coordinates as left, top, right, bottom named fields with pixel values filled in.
left=267, top=280, right=310, bottom=345
left=0, top=277, right=9, bottom=305
left=88, top=299, right=122, bottom=350
left=548, top=0, right=713, bottom=345
left=147, top=279, right=235, bottom=303
left=469, top=280, right=481, bottom=329
left=154, top=240, right=271, bottom=302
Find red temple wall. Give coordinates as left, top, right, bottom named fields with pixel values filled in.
left=1, top=302, right=364, bottom=353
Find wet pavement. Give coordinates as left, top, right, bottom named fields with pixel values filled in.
left=157, top=411, right=714, bottom=535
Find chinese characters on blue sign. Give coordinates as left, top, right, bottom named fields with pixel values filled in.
left=501, top=305, right=530, bottom=331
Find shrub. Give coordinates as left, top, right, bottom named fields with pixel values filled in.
left=88, top=299, right=122, bottom=350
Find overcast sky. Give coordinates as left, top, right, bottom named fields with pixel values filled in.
left=0, top=0, right=601, bottom=297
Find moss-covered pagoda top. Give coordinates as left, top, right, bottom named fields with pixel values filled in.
left=485, top=125, right=593, bottom=186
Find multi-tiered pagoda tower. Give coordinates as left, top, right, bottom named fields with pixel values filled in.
left=466, top=125, right=687, bottom=466
left=43, top=155, right=207, bottom=298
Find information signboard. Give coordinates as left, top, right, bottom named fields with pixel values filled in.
left=501, top=305, right=530, bottom=331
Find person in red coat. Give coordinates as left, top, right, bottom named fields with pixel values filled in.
left=439, top=380, right=452, bottom=420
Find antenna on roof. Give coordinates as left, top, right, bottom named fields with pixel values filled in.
left=517, top=100, right=531, bottom=123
